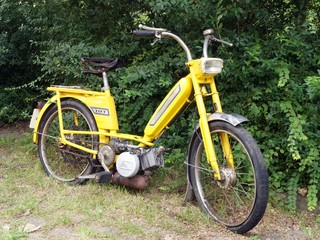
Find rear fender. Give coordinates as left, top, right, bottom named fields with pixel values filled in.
left=33, top=93, right=114, bottom=144
left=32, top=95, right=58, bottom=144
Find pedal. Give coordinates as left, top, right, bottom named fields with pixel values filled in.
left=77, top=171, right=113, bottom=184
left=94, top=171, right=113, bottom=184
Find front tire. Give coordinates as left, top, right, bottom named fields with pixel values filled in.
left=38, top=100, right=98, bottom=185
left=189, top=121, right=268, bottom=233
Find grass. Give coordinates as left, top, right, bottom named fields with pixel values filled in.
left=0, top=129, right=319, bottom=239
left=0, top=131, right=216, bottom=239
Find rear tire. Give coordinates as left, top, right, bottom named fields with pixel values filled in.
left=189, top=121, right=268, bottom=233
left=38, top=100, right=98, bottom=185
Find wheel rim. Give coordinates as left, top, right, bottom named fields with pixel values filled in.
left=40, top=107, right=94, bottom=182
left=194, top=129, right=257, bottom=227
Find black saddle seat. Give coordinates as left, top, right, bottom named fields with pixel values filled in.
left=81, top=57, right=123, bottom=77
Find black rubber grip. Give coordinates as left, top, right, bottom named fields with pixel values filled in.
left=132, top=30, right=155, bottom=37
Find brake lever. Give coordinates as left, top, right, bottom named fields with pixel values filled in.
left=211, top=35, right=233, bottom=47
left=151, top=32, right=162, bottom=46
left=151, top=37, right=161, bottom=46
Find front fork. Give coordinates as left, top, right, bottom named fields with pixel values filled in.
left=190, top=72, right=234, bottom=180
left=210, top=81, right=235, bottom=170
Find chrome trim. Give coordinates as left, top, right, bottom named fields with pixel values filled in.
left=149, top=84, right=181, bottom=126
left=161, top=32, right=192, bottom=61
left=207, top=112, right=249, bottom=126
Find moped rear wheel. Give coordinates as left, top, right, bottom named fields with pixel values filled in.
left=38, top=100, right=98, bottom=185
left=189, top=121, right=268, bottom=234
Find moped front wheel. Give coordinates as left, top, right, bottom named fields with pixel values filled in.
left=38, top=100, right=98, bottom=185
left=189, top=121, right=268, bottom=234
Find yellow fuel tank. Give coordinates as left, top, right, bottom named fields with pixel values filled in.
left=143, top=76, right=193, bottom=141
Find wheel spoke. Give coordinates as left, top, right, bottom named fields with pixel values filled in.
left=38, top=101, right=98, bottom=184
left=190, top=121, right=268, bottom=233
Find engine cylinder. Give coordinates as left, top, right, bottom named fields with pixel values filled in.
left=116, top=152, right=140, bottom=177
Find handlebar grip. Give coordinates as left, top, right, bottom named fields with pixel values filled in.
left=132, top=30, right=155, bottom=37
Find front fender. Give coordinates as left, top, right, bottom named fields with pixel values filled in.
left=206, top=112, right=249, bottom=127
left=183, top=112, right=249, bottom=204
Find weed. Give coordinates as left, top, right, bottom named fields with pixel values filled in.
left=0, top=229, right=27, bottom=240
left=250, top=236, right=260, bottom=240
left=0, top=129, right=319, bottom=239
left=299, top=214, right=320, bottom=240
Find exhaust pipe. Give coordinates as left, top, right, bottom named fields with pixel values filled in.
left=112, top=172, right=149, bottom=190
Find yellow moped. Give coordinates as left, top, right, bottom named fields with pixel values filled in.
left=30, top=24, right=268, bottom=233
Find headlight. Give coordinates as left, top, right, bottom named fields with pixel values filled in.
left=201, top=58, right=223, bottom=74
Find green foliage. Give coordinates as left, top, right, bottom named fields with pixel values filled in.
left=212, top=1, right=320, bottom=212
left=0, top=89, right=33, bottom=125
left=0, top=0, right=319, bottom=212
left=305, top=75, right=320, bottom=101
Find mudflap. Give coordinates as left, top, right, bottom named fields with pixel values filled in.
left=183, top=179, right=195, bottom=205
left=183, top=155, right=196, bottom=205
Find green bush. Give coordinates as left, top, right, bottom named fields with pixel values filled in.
left=0, top=0, right=319, bottom=212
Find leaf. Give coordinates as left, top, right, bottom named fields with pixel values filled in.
left=23, top=223, right=41, bottom=233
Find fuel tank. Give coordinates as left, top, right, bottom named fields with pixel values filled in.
left=143, top=76, right=193, bottom=141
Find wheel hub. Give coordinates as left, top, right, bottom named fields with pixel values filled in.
left=217, top=167, right=237, bottom=188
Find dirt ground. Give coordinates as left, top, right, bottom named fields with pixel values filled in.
left=0, top=121, right=319, bottom=239
left=0, top=121, right=30, bottom=136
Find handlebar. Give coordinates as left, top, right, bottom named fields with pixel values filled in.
left=212, top=35, right=233, bottom=47
left=134, top=24, right=193, bottom=61
left=133, top=25, right=233, bottom=61
left=138, top=24, right=167, bottom=32
left=132, top=30, right=155, bottom=37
